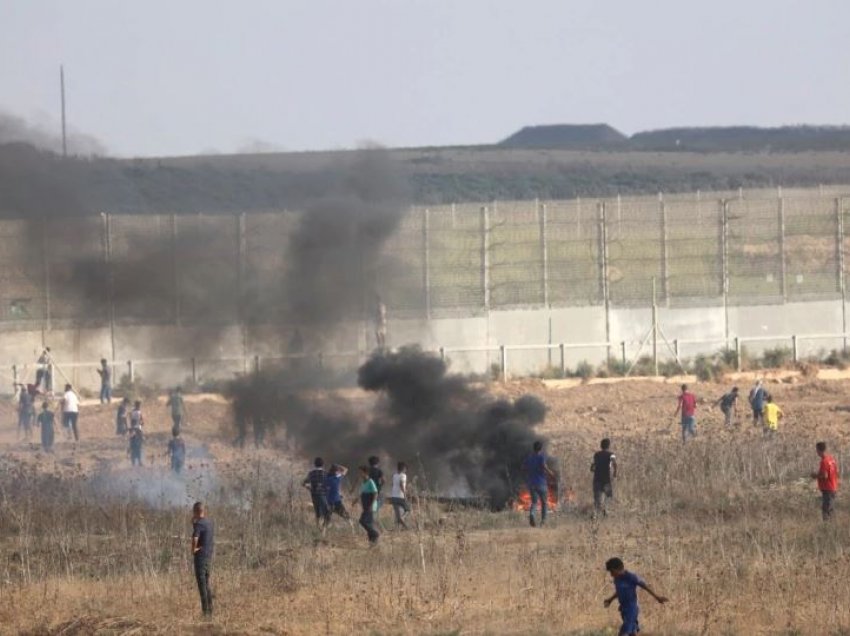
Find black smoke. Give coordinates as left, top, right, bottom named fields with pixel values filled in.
left=227, top=347, right=548, bottom=509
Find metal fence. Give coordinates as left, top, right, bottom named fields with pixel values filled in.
left=2, top=185, right=850, bottom=329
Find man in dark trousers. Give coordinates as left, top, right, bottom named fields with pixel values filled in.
left=97, top=359, right=112, bottom=404
left=811, top=442, right=840, bottom=521
left=191, top=501, right=214, bottom=618
left=368, top=455, right=385, bottom=513
left=167, top=428, right=186, bottom=474
left=523, top=440, right=556, bottom=527
left=303, top=457, right=330, bottom=530
left=591, top=438, right=618, bottom=518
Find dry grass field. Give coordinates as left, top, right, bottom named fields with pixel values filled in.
left=0, top=378, right=848, bottom=635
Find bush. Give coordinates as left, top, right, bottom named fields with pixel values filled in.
left=573, top=360, right=595, bottom=380
left=760, top=346, right=792, bottom=369
left=606, top=357, right=628, bottom=377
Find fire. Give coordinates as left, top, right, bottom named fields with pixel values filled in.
left=513, top=474, right=567, bottom=512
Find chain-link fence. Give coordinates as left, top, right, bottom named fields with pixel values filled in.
left=2, top=186, right=850, bottom=329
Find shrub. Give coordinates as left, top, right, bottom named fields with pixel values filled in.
left=760, top=346, right=792, bottom=369
left=573, top=360, right=595, bottom=380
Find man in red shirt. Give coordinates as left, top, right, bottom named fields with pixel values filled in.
left=673, top=384, right=697, bottom=443
left=811, top=441, right=839, bottom=521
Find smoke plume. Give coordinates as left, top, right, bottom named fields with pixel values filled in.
left=280, top=147, right=408, bottom=326
left=0, top=110, right=106, bottom=156
left=228, top=347, right=548, bottom=508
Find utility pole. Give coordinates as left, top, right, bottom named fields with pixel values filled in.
left=60, top=65, right=67, bottom=157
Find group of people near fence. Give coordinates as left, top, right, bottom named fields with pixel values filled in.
left=16, top=382, right=81, bottom=451
left=114, top=391, right=187, bottom=474
left=674, top=381, right=784, bottom=442
left=302, top=455, right=410, bottom=545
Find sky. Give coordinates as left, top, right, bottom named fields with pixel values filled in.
left=1, top=0, right=848, bottom=158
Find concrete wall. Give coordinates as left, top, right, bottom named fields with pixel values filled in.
left=2, top=298, right=847, bottom=391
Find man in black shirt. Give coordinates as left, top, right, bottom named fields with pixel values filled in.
left=368, top=455, right=385, bottom=513
left=591, top=438, right=618, bottom=518
left=302, top=457, right=330, bottom=529
left=191, top=501, right=214, bottom=618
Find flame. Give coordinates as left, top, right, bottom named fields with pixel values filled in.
left=513, top=475, right=569, bottom=512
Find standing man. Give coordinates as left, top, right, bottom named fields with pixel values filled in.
left=37, top=401, right=55, bottom=453
left=374, top=295, right=387, bottom=352
left=591, top=438, right=618, bottom=518
left=167, top=387, right=187, bottom=434
left=96, top=359, right=112, bottom=404
left=390, top=461, right=411, bottom=529
left=116, top=397, right=130, bottom=436
left=302, top=457, right=330, bottom=530
left=749, top=380, right=766, bottom=428
left=524, top=440, right=555, bottom=527
left=715, top=386, right=740, bottom=428
left=61, top=384, right=80, bottom=442
left=17, top=385, right=35, bottom=441
left=128, top=427, right=144, bottom=466
left=673, top=384, right=697, bottom=443
left=191, top=502, right=214, bottom=618
left=811, top=442, right=839, bottom=521
left=167, top=428, right=187, bottom=475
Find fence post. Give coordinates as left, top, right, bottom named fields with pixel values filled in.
left=12, top=365, right=17, bottom=385
left=42, top=217, right=51, bottom=333
left=597, top=202, right=611, bottom=350
left=735, top=337, right=742, bottom=372
left=836, top=198, right=847, bottom=353
left=559, top=343, right=566, bottom=377
left=620, top=341, right=627, bottom=370
left=720, top=200, right=730, bottom=347
left=499, top=345, right=507, bottom=383
left=254, top=355, right=261, bottom=374
left=791, top=335, right=798, bottom=363
left=423, top=208, right=431, bottom=319
left=480, top=205, right=490, bottom=311
left=127, top=359, right=134, bottom=384
left=538, top=200, right=549, bottom=307
left=439, top=346, right=445, bottom=362
left=778, top=196, right=787, bottom=301
left=659, top=192, right=669, bottom=305
left=673, top=339, right=679, bottom=361
left=171, top=214, right=181, bottom=326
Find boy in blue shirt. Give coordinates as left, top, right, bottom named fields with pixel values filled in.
left=604, top=557, right=668, bottom=636
left=523, top=440, right=555, bottom=527
left=325, top=464, right=351, bottom=524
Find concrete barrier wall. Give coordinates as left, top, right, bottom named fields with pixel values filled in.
left=1, top=298, right=847, bottom=391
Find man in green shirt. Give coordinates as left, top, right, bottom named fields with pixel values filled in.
left=358, top=465, right=380, bottom=544
left=166, top=387, right=187, bottom=433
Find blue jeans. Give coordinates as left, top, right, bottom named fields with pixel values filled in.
left=529, top=486, right=548, bottom=523
left=681, top=415, right=696, bottom=442
left=100, top=384, right=112, bottom=404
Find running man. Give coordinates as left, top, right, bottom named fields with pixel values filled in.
left=368, top=455, right=385, bottom=512
left=390, top=462, right=411, bottom=529
left=715, top=386, right=740, bottom=428
left=591, top=438, right=618, bottom=517
left=524, top=440, right=555, bottom=527
left=191, top=502, right=214, bottom=618
left=325, top=464, right=351, bottom=523
left=673, top=384, right=697, bottom=442
left=303, top=457, right=330, bottom=529
left=811, top=442, right=839, bottom=521
left=604, top=557, right=668, bottom=636
left=358, top=465, right=380, bottom=544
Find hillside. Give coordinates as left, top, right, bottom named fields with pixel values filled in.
left=9, top=138, right=850, bottom=216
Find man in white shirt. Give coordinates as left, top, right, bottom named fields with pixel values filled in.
left=61, top=383, right=80, bottom=441
left=390, top=462, right=410, bottom=529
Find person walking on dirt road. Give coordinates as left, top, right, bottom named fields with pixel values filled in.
left=61, top=384, right=79, bottom=442
left=591, top=438, right=618, bottom=517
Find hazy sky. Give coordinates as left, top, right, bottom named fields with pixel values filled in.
left=2, top=1, right=848, bottom=157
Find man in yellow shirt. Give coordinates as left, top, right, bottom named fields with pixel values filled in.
left=762, top=394, right=783, bottom=436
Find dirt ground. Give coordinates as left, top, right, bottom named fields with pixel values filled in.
left=0, top=377, right=849, bottom=635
